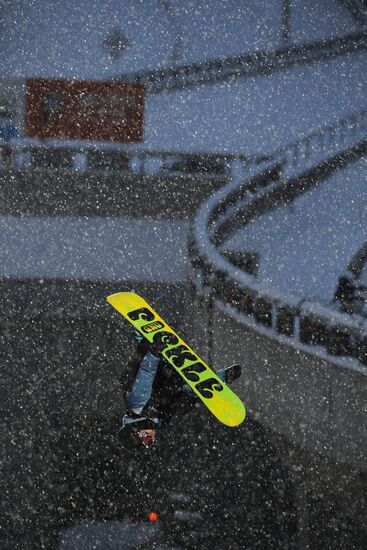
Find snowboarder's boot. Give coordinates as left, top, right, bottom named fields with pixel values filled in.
left=223, top=364, right=242, bottom=385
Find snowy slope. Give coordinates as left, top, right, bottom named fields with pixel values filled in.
left=224, top=156, right=367, bottom=303
left=0, top=217, right=189, bottom=282
left=0, top=0, right=358, bottom=79
left=167, top=0, right=358, bottom=63
left=0, top=1, right=365, bottom=291
left=144, top=51, right=366, bottom=155
left=0, top=1, right=364, bottom=157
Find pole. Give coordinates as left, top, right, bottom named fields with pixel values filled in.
left=282, top=0, right=291, bottom=43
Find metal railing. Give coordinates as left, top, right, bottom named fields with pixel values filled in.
left=190, top=109, right=367, bottom=368
left=116, top=32, right=367, bottom=93
left=276, top=110, right=367, bottom=173
left=0, top=137, right=266, bottom=179
left=2, top=108, right=363, bottom=180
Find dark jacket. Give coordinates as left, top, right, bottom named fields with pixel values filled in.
left=126, top=339, right=194, bottom=422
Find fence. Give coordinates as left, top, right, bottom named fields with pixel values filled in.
left=190, top=109, right=367, bottom=369
left=0, top=137, right=264, bottom=180
left=116, top=31, right=367, bottom=93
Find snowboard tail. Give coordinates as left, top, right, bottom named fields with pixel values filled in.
left=107, top=292, right=246, bottom=427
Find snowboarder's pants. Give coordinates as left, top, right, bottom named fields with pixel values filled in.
left=125, top=350, right=226, bottom=413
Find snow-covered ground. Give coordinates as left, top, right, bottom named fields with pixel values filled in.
left=1, top=1, right=365, bottom=156
left=0, top=217, right=189, bottom=282
left=59, top=520, right=160, bottom=549
left=0, top=1, right=365, bottom=295
left=224, top=155, right=367, bottom=304
left=145, top=50, right=366, bottom=155
left=0, top=0, right=358, bottom=79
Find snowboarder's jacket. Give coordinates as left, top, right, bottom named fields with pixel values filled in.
left=125, top=338, right=193, bottom=422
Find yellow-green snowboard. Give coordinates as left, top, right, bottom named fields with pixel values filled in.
left=107, top=292, right=246, bottom=427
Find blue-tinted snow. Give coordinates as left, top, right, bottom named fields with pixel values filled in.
left=59, top=520, right=159, bottom=550
left=0, top=1, right=365, bottom=290
left=0, top=217, right=189, bottom=282
left=145, top=51, right=366, bottom=155
left=1, top=2, right=365, bottom=156
left=224, top=156, right=367, bottom=303
left=167, top=0, right=357, bottom=63
left=0, top=0, right=358, bottom=78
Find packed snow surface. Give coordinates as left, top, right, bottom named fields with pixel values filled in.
left=0, top=217, right=189, bottom=282
left=0, top=0, right=357, bottom=78
left=224, top=156, right=367, bottom=303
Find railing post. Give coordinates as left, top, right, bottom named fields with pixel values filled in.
left=207, top=293, right=214, bottom=368
left=230, top=159, right=245, bottom=182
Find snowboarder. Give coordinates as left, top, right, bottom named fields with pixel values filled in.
left=119, top=329, right=242, bottom=452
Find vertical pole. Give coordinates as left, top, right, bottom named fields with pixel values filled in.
left=207, top=293, right=214, bottom=367
left=282, top=0, right=291, bottom=43
left=295, top=475, right=311, bottom=549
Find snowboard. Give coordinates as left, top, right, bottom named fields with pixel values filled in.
left=107, top=292, right=246, bottom=427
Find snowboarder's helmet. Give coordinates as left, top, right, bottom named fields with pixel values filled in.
left=118, top=418, right=159, bottom=453
left=136, top=428, right=157, bottom=448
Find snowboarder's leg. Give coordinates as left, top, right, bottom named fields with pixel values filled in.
left=124, top=351, right=160, bottom=413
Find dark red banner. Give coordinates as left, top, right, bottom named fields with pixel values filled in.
left=26, top=78, right=145, bottom=142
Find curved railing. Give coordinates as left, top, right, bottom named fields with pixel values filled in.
left=190, top=109, right=367, bottom=369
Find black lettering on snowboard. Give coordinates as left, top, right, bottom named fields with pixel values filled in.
left=164, top=345, right=197, bottom=368
left=141, top=321, right=164, bottom=334
left=195, top=378, right=224, bottom=399
left=128, top=306, right=223, bottom=399
left=128, top=307, right=155, bottom=322
left=152, top=331, right=179, bottom=355
left=181, top=361, right=207, bottom=382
